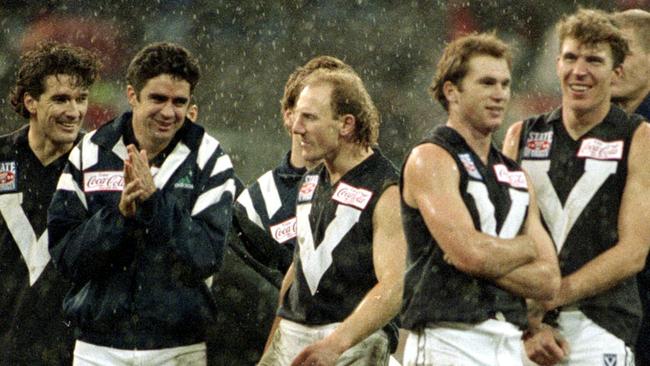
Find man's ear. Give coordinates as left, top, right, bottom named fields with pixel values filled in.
left=443, top=80, right=458, bottom=105
left=23, top=93, right=37, bottom=115
left=339, top=114, right=356, bottom=139
left=126, top=85, right=138, bottom=107
left=611, top=64, right=623, bottom=84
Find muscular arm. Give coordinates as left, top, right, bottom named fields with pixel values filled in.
left=402, top=143, right=536, bottom=279
left=502, top=121, right=523, bottom=161
left=546, top=122, right=650, bottom=310
left=291, top=186, right=406, bottom=365
left=494, top=175, right=561, bottom=301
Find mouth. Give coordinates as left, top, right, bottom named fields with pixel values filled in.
left=56, top=120, right=79, bottom=132
left=485, top=106, right=504, bottom=117
left=154, top=120, right=174, bottom=132
left=568, top=83, right=591, bottom=94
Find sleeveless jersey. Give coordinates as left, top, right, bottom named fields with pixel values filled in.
left=401, top=125, right=530, bottom=330
left=279, top=149, right=398, bottom=327
left=518, top=105, right=644, bottom=346
left=0, top=125, right=75, bottom=364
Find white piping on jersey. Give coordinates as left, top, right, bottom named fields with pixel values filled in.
left=81, top=130, right=99, bottom=170
left=258, top=170, right=282, bottom=219
left=0, top=193, right=50, bottom=286
left=211, top=154, right=233, bottom=178
left=56, top=173, right=88, bottom=209
left=111, top=136, right=128, bottom=162
left=522, top=159, right=617, bottom=253
left=297, top=203, right=362, bottom=295
left=192, top=178, right=236, bottom=217
left=197, top=134, right=219, bottom=171
left=236, top=189, right=265, bottom=229
left=153, top=142, right=190, bottom=189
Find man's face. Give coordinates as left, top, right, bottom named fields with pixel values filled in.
left=26, top=74, right=88, bottom=147
left=128, top=73, right=190, bottom=150
left=611, top=27, right=649, bottom=102
left=557, top=38, right=619, bottom=115
left=292, top=83, right=342, bottom=163
left=451, top=55, right=511, bottom=134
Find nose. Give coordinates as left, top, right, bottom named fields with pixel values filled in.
left=492, top=84, right=510, bottom=102
left=65, top=100, right=83, bottom=120
left=292, top=115, right=305, bottom=135
left=160, top=102, right=175, bottom=119
left=572, top=58, right=589, bottom=77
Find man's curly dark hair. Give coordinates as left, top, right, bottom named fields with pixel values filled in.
left=9, top=42, right=101, bottom=119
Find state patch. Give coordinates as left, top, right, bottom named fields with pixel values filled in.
left=298, top=174, right=319, bottom=202
left=523, top=131, right=553, bottom=158
left=0, top=161, right=17, bottom=192
left=459, top=153, right=482, bottom=180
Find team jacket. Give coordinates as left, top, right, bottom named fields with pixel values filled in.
left=401, top=126, right=530, bottom=330
left=518, top=105, right=644, bottom=346
left=47, top=112, right=236, bottom=350
left=235, top=151, right=306, bottom=274
left=0, top=126, right=76, bottom=365
left=279, top=149, right=400, bottom=348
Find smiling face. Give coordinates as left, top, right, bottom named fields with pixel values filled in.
left=447, top=55, right=511, bottom=134
left=128, top=73, right=191, bottom=153
left=25, top=74, right=88, bottom=148
left=557, top=37, right=619, bottom=116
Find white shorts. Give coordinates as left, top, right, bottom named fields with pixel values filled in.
left=72, top=340, right=207, bottom=366
left=258, top=319, right=390, bottom=365
left=551, top=310, right=634, bottom=366
left=403, top=318, right=524, bottom=366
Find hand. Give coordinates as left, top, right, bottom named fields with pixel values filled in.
left=119, top=160, right=139, bottom=218
left=126, top=144, right=156, bottom=202
left=290, top=338, right=342, bottom=366
left=524, top=324, right=570, bottom=366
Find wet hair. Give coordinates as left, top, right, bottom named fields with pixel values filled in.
left=302, top=69, right=379, bottom=148
left=9, top=42, right=101, bottom=119
left=429, top=32, right=512, bottom=111
left=280, top=55, right=354, bottom=113
left=611, top=9, right=650, bottom=52
left=557, top=8, right=630, bottom=68
left=126, top=42, right=200, bottom=96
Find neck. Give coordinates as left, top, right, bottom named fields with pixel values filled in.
left=27, top=123, right=73, bottom=166
left=324, top=143, right=373, bottom=184
left=618, top=85, right=650, bottom=114
left=562, top=100, right=611, bottom=140
left=446, top=117, right=493, bottom=164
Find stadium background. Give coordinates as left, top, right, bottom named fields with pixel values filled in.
left=0, top=0, right=647, bottom=182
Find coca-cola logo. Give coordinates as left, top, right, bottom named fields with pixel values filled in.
left=577, top=139, right=623, bottom=160
left=271, top=217, right=297, bottom=243
left=494, top=164, right=527, bottom=189
left=332, top=182, right=372, bottom=210
left=84, top=171, right=124, bottom=192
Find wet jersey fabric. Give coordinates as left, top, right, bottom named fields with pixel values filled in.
left=400, top=125, right=530, bottom=330
left=236, top=151, right=306, bottom=275
left=48, top=112, right=236, bottom=350
left=278, top=148, right=400, bottom=348
left=518, top=105, right=644, bottom=346
left=0, top=125, right=77, bottom=365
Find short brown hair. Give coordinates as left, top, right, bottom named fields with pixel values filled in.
left=10, top=42, right=101, bottom=119
left=611, top=9, right=650, bottom=52
left=302, top=69, right=379, bottom=148
left=557, top=8, right=630, bottom=68
left=127, top=42, right=200, bottom=96
left=280, top=56, right=353, bottom=113
left=429, top=32, right=512, bottom=111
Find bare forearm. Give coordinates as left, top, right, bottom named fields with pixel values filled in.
left=462, top=234, right=537, bottom=279
left=323, top=280, right=402, bottom=354
left=552, top=243, right=645, bottom=309
left=495, top=259, right=560, bottom=300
